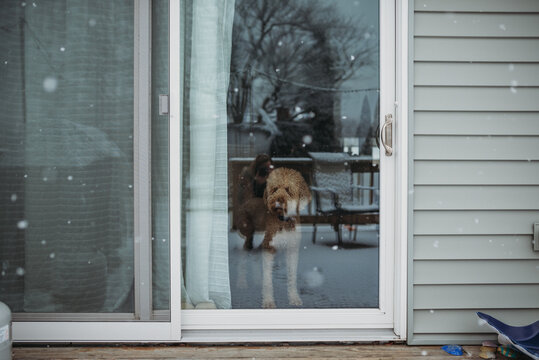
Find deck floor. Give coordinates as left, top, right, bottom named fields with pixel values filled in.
left=13, top=344, right=485, bottom=359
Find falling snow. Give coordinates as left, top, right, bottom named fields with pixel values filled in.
left=17, top=220, right=28, bottom=229
left=43, top=76, right=58, bottom=93
left=304, top=267, right=324, bottom=288
left=302, top=135, right=313, bottom=145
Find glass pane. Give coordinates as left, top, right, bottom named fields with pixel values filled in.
left=182, top=0, right=379, bottom=310
left=152, top=0, right=170, bottom=312
left=0, top=0, right=134, bottom=313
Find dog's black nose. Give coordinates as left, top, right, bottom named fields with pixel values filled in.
left=278, top=215, right=294, bottom=222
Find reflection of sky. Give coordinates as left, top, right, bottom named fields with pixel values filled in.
left=334, top=0, right=380, bottom=133
left=336, top=0, right=380, bottom=89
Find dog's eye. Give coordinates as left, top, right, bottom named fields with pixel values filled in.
left=285, top=187, right=291, bottom=195
left=271, top=187, right=278, bottom=194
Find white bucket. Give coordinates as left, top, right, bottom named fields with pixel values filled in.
left=0, top=302, right=11, bottom=360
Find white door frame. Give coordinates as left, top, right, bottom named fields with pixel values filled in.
left=12, top=0, right=408, bottom=343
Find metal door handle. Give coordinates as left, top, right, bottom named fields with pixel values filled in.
left=380, top=114, right=393, bottom=156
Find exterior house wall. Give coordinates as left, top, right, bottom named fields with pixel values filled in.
left=408, top=0, right=539, bottom=344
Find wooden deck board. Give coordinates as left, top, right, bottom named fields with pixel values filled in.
left=13, top=344, right=484, bottom=359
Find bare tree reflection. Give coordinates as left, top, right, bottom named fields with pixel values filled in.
left=228, top=0, right=377, bottom=156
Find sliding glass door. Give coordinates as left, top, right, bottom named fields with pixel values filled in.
left=0, top=0, right=177, bottom=339
left=180, top=0, right=396, bottom=334
left=1, top=0, right=400, bottom=342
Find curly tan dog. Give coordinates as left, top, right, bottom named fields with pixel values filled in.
left=237, top=168, right=310, bottom=248
left=262, top=168, right=311, bottom=308
left=238, top=167, right=311, bottom=308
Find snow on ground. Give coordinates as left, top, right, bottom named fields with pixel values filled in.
left=228, top=224, right=379, bottom=309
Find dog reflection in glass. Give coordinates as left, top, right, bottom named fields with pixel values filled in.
left=238, top=166, right=311, bottom=308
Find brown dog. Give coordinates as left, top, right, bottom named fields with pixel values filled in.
left=237, top=167, right=311, bottom=308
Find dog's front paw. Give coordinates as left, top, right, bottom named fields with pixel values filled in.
left=289, top=293, right=303, bottom=306
left=263, top=299, right=276, bottom=309
left=262, top=243, right=276, bottom=253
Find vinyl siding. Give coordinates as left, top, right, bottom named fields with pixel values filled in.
left=409, top=0, right=539, bottom=344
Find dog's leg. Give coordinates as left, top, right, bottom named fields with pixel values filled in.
left=286, top=236, right=303, bottom=306
left=241, top=214, right=255, bottom=250
left=261, top=231, right=276, bottom=253
left=243, top=232, right=254, bottom=250
left=236, top=249, right=248, bottom=289
left=262, top=248, right=276, bottom=308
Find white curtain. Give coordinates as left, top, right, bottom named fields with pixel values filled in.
left=183, top=0, right=235, bottom=309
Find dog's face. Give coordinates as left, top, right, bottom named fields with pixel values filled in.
left=263, top=168, right=311, bottom=219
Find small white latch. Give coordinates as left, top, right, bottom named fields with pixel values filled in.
left=159, top=94, right=169, bottom=115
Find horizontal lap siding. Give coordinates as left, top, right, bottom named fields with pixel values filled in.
left=414, top=260, right=539, bottom=284
left=415, top=64, right=539, bottom=87
left=415, top=38, right=539, bottom=62
left=410, top=0, right=539, bottom=345
left=414, top=309, right=539, bottom=333
left=414, top=211, right=539, bottom=235
left=415, top=161, right=539, bottom=185
left=414, top=186, right=539, bottom=210
left=414, top=235, right=536, bottom=260
left=415, top=136, right=539, bottom=160
left=414, top=285, right=539, bottom=309
left=415, top=87, right=539, bottom=111
left=415, top=0, right=539, bottom=13
left=415, top=112, right=539, bottom=135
